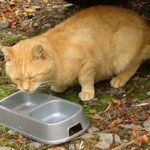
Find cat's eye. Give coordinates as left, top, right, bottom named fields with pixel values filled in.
left=14, top=78, right=19, bottom=82
left=28, top=76, right=35, bottom=80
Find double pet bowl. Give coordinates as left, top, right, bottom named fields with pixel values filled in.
left=0, top=92, right=89, bottom=144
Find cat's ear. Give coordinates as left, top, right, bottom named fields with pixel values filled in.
left=34, top=45, right=46, bottom=59
left=1, top=46, right=13, bottom=61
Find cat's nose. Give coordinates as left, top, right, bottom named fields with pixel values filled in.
left=22, top=83, right=30, bottom=92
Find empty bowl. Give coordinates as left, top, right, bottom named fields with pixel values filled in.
left=0, top=91, right=89, bottom=144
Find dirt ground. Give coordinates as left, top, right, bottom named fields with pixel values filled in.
left=0, top=0, right=150, bottom=150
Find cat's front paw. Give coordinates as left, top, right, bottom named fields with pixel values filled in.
left=110, top=77, right=127, bottom=88
left=79, top=90, right=95, bottom=101
left=51, top=85, right=66, bottom=93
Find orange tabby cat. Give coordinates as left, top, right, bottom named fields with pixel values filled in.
left=2, top=6, right=150, bottom=101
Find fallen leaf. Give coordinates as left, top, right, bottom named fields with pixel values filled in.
left=131, top=124, right=143, bottom=139
left=113, top=99, right=122, bottom=107
left=131, top=124, right=143, bottom=140
left=138, top=134, right=149, bottom=145
left=128, top=114, right=137, bottom=123
left=108, top=118, right=122, bottom=128
left=17, top=135, right=27, bottom=144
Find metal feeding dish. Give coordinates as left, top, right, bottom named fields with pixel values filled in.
left=0, top=91, right=89, bottom=144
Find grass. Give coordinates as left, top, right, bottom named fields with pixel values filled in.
left=0, top=33, right=26, bottom=46
left=60, top=89, right=115, bottom=114
left=133, top=92, right=150, bottom=101
left=125, top=78, right=150, bottom=101
left=0, top=84, right=16, bottom=99
left=61, top=90, right=80, bottom=103
left=99, top=93, right=115, bottom=102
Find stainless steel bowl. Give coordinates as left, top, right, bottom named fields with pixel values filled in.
left=0, top=91, right=89, bottom=144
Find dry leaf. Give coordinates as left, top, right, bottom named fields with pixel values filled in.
left=131, top=124, right=143, bottom=140
left=113, top=99, right=122, bottom=107
left=108, top=118, right=122, bottom=128
left=17, top=135, right=27, bottom=144
left=138, top=134, right=149, bottom=145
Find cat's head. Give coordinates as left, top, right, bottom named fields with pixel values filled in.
left=2, top=39, right=55, bottom=92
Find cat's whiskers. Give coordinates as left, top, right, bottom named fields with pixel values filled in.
left=38, top=80, right=55, bottom=88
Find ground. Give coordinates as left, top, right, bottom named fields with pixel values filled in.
left=0, top=0, right=150, bottom=150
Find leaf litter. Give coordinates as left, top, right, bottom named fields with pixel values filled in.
left=0, top=0, right=150, bottom=150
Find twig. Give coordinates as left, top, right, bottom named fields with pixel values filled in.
left=104, top=103, right=112, bottom=112
left=52, top=4, right=74, bottom=9
left=62, top=4, right=74, bottom=8
left=112, top=140, right=135, bottom=150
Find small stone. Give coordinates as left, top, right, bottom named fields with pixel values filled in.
left=29, top=142, right=42, bottom=149
left=68, top=144, right=76, bottom=150
left=80, top=133, right=95, bottom=139
left=87, top=126, right=99, bottom=133
left=0, top=20, right=10, bottom=29
left=0, top=146, right=15, bottom=150
left=98, top=133, right=113, bottom=144
left=20, top=20, right=30, bottom=29
left=44, top=23, right=52, bottom=28
left=96, top=133, right=113, bottom=149
left=143, top=119, right=150, bottom=132
left=48, top=147, right=67, bottom=150
left=32, top=6, right=41, bottom=10
left=110, top=87, right=126, bottom=97
left=8, top=130, right=16, bottom=135
left=119, top=124, right=134, bottom=129
left=96, top=141, right=110, bottom=150
left=147, top=91, right=150, bottom=96
left=0, top=0, right=6, bottom=3
left=92, top=113, right=101, bottom=119
left=24, top=8, right=36, bottom=13
left=33, top=22, right=38, bottom=27
left=114, top=134, right=122, bottom=144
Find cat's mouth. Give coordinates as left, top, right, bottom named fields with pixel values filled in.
left=19, top=88, right=35, bottom=93
left=18, top=84, right=40, bottom=93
